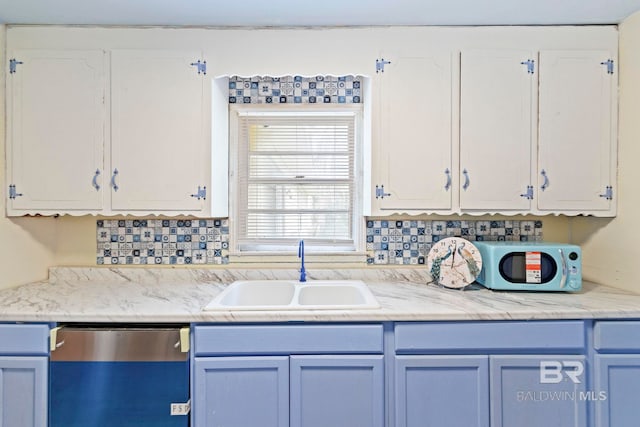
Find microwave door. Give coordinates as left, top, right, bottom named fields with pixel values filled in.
left=558, top=248, right=568, bottom=288
left=499, top=252, right=558, bottom=284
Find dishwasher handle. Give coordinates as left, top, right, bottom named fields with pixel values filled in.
left=50, top=327, right=189, bottom=362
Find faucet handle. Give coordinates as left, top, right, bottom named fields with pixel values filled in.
left=298, top=240, right=306, bottom=282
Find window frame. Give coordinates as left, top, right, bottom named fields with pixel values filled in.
left=229, top=103, right=365, bottom=255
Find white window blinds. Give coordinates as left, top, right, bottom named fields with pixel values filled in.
left=236, top=111, right=358, bottom=251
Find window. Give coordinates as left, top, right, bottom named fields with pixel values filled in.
left=231, top=105, right=363, bottom=253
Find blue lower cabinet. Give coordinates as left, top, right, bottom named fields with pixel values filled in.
left=192, top=323, right=385, bottom=427
left=193, top=356, right=289, bottom=427
left=490, top=355, right=587, bottom=427
left=0, top=356, right=48, bottom=427
left=193, top=355, right=384, bottom=427
left=594, top=355, right=640, bottom=427
left=395, top=355, right=489, bottom=427
left=395, top=354, right=588, bottom=427
left=394, top=322, right=589, bottom=427
left=0, top=324, right=49, bottom=427
left=192, top=322, right=599, bottom=427
left=290, top=355, right=384, bottom=427
left=593, top=321, right=640, bottom=427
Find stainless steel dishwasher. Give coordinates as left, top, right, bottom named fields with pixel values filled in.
left=49, top=325, right=190, bottom=427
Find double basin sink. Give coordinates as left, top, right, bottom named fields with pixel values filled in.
left=204, top=280, right=380, bottom=311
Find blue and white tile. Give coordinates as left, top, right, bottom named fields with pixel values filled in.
left=365, top=219, right=543, bottom=265
left=96, top=219, right=229, bottom=266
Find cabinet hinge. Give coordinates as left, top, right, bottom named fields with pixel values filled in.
left=375, top=58, right=391, bottom=73
left=190, top=185, right=207, bottom=200
left=190, top=60, right=207, bottom=75
left=9, top=58, right=23, bottom=74
left=520, top=59, right=535, bottom=74
left=8, top=184, right=23, bottom=199
left=375, top=184, right=391, bottom=199
left=520, top=185, right=534, bottom=200
left=599, top=186, right=613, bottom=200
left=600, top=59, right=614, bottom=75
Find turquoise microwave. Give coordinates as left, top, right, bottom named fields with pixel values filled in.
left=474, top=241, right=582, bottom=292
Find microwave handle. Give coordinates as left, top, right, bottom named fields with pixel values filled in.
left=559, top=248, right=568, bottom=289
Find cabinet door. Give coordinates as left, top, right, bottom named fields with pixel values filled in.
left=395, top=355, right=489, bottom=427
left=460, top=50, right=535, bottom=211
left=7, top=49, right=105, bottom=213
left=0, top=357, right=47, bottom=427
left=375, top=52, right=453, bottom=212
left=490, top=355, right=587, bottom=427
left=290, top=355, right=384, bottom=427
left=193, top=356, right=289, bottom=427
left=538, top=50, right=616, bottom=214
left=111, top=50, right=207, bottom=212
left=594, top=354, right=640, bottom=427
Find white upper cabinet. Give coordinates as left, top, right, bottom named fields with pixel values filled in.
left=459, top=49, right=536, bottom=212
left=537, top=50, right=617, bottom=215
left=110, top=50, right=207, bottom=212
left=5, top=26, right=618, bottom=217
left=374, top=51, right=454, bottom=213
left=6, top=45, right=211, bottom=216
left=373, top=43, right=617, bottom=216
left=6, top=49, right=106, bottom=214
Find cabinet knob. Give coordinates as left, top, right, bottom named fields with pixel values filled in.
left=92, top=169, right=101, bottom=191
left=111, top=169, right=119, bottom=192
left=462, top=169, right=470, bottom=190
left=540, top=170, right=549, bottom=191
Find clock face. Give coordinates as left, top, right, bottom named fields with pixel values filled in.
left=427, top=237, right=483, bottom=289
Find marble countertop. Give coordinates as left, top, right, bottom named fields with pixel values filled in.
left=1, top=267, right=640, bottom=323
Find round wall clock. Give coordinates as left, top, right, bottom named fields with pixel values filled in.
left=427, top=237, right=483, bottom=289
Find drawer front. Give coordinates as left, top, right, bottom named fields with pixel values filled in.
left=594, top=321, right=640, bottom=351
left=0, top=324, right=50, bottom=356
left=193, top=324, right=384, bottom=356
left=395, top=321, right=586, bottom=353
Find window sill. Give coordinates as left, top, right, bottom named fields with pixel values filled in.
left=229, top=252, right=367, bottom=265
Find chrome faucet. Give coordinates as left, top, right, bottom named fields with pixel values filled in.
left=298, top=240, right=307, bottom=282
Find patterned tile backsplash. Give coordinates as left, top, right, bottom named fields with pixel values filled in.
left=96, top=219, right=229, bottom=265
left=365, top=220, right=543, bottom=265
left=96, top=218, right=542, bottom=266
left=229, top=75, right=362, bottom=105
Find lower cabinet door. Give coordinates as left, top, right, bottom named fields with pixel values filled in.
left=290, top=355, right=384, bottom=427
left=395, top=355, right=489, bottom=427
left=490, top=355, right=587, bottom=427
left=193, top=356, right=289, bottom=427
left=594, top=354, right=640, bottom=427
left=0, top=356, right=47, bottom=427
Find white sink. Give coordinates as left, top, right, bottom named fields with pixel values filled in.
left=298, top=283, right=371, bottom=306
left=212, top=280, right=296, bottom=307
left=204, top=280, right=380, bottom=311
